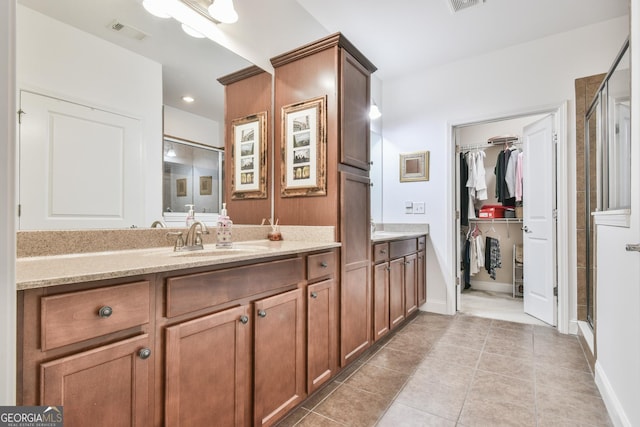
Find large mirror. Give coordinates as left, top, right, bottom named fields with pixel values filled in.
left=16, top=0, right=256, bottom=230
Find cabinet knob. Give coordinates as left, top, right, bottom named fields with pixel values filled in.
left=310, top=292, right=318, bottom=299
left=320, top=261, right=328, bottom=268
left=98, top=306, right=113, bottom=318
left=258, top=310, right=267, bottom=318
left=386, top=266, right=391, bottom=272
left=380, top=249, right=387, bottom=254
left=405, top=261, right=411, bottom=265
left=239, top=315, right=249, bottom=324
left=138, top=348, right=151, bottom=360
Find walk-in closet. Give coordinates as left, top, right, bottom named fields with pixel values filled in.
left=455, top=113, right=556, bottom=326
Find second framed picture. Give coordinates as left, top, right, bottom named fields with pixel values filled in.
left=231, top=111, right=268, bottom=199
left=281, top=96, right=327, bottom=197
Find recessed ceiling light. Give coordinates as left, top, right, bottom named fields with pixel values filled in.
left=182, top=96, right=195, bottom=103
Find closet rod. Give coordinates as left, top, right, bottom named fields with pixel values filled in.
left=456, top=143, right=492, bottom=152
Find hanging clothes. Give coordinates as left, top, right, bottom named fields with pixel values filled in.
left=463, top=237, right=471, bottom=289
left=515, top=151, right=524, bottom=202
left=495, top=147, right=516, bottom=206
left=485, top=236, right=502, bottom=280
left=505, top=146, right=520, bottom=199
left=460, top=152, right=469, bottom=226
left=466, top=150, right=488, bottom=219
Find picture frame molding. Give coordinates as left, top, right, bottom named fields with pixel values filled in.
left=399, top=150, right=430, bottom=182
left=231, top=111, right=268, bottom=199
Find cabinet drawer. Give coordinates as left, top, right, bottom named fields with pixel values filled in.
left=41, top=281, right=150, bottom=351
left=389, top=238, right=418, bottom=259
left=166, top=257, right=304, bottom=318
left=307, top=251, right=336, bottom=281
left=372, top=243, right=389, bottom=264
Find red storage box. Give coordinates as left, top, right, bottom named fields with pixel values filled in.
left=479, top=205, right=506, bottom=218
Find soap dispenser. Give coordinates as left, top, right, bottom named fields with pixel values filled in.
left=216, top=203, right=233, bottom=248
left=185, top=204, right=195, bottom=227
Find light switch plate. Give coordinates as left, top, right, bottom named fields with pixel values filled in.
left=414, top=202, right=425, bottom=214
left=405, top=201, right=413, bottom=214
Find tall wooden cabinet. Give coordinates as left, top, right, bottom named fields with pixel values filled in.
left=271, top=33, right=377, bottom=366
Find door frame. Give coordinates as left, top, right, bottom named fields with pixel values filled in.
left=447, top=101, right=571, bottom=334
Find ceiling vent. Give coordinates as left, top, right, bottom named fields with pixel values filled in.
left=107, top=20, right=149, bottom=41
left=448, top=0, right=485, bottom=13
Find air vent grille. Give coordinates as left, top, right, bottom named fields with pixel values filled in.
left=448, top=0, right=485, bottom=13
left=108, top=20, right=149, bottom=41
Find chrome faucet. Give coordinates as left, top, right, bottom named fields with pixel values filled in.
left=166, top=221, right=210, bottom=252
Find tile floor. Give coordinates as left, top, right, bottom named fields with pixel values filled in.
left=459, top=289, right=548, bottom=326
left=276, top=312, right=611, bottom=427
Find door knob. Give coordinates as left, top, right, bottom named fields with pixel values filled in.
left=522, top=226, right=532, bottom=233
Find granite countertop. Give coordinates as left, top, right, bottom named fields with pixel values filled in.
left=370, top=231, right=427, bottom=243
left=16, top=239, right=341, bottom=290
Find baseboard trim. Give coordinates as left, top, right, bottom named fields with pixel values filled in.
left=421, top=299, right=449, bottom=315
left=594, top=361, right=631, bottom=427
left=468, top=280, right=512, bottom=294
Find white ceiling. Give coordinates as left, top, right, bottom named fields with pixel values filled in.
left=18, top=0, right=629, bottom=121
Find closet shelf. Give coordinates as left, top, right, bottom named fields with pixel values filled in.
left=468, top=218, right=523, bottom=223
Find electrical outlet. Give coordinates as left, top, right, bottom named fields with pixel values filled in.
left=405, top=201, right=413, bottom=214
left=414, top=202, right=425, bottom=214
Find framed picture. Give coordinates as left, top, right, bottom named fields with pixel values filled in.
left=281, top=96, right=327, bottom=197
left=199, top=176, right=212, bottom=195
left=400, top=151, right=429, bottom=182
left=231, top=111, right=267, bottom=199
left=176, top=178, right=187, bottom=197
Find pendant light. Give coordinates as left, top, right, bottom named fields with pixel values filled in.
left=208, top=0, right=239, bottom=24
left=142, top=0, right=171, bottom=18
left=369, top=102, right=382, bottom=120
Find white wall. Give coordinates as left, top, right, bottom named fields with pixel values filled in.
left=17, top=6, right=163, bottom=226
left=381, top=17, right=629, bottom=314
left=164, top=105, right=222, bottom=148
left=0, top=0, right=16, bottom=405
left=593, top=2, right=640, bottom=425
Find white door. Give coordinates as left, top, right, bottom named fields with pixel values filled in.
left=522, top=114, right=556, bottom=325
left=19, top=91, right=144, bottom=229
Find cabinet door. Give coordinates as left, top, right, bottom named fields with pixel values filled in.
left=254, top=289, right=305, bottom=427
left=373, top=262, right=390, bottom=341
left=389, top=258, right=405, bottom=329
left=40, top=334, right=152, bottom=427
left=340, top=50, right=371, bottom=171
left=165, top=306, right=250, bottom=427
left=418, top=250, right=426, bottom=306
left=307, top=279, right=337, bottom=394
left=405, top=254, right=418, bottom=316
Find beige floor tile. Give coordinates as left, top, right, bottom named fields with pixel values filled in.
left=367, top=347, right=425, bottom=374
left=477, top=351, right=535, bottom=381
left=395, top=377, right=467, bottom=421
left=437, top=330, right=487, bottom=350
left=483, top=335, right=534, bottom=359
left=297, top=412, right=345, bottom=427
left=468, top=370, right=534, bottom=404
left=427, top=342, right=482, bottom=367
left=458, top=396, right=536, bottom=427
left=385, top=331, right=435, bottom=355
left=276, top=407, right=310, bottom=427
left=491, top=319, right=534, bottom=332
left=535, top=362, right=599, bottom=396
left=302, top=381, right=341, bottom=410
left=413, top=357, right=475, bottom=388
left=376, top=402, right=455, bottom=427
left=534, top=345, right=591, bottom=372
left=536, top=387, right=612, bottom=426
left=345, top=363, right=409, bottom=399
left=313, top=383, right=391, bottom=427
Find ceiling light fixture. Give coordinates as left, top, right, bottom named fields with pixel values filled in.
left=182, top=95, right=195, bottom=103
left=369, top=102, right=382, bottom=120
left=142, top=0, right=171, bottom=18
left=208, top=0, right=238, bottom=24
left=181, top=23, right=205, bottom=38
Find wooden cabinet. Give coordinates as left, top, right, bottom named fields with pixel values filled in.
left=254, top=289, right=305, bottom=427
left=372, top=235, right=427, bottom=335
left=18, top=279, right=154, bottom=426
left=306, top=251, right=338, bottom=394
left=41, top=334, right=152, bottom=427
left=389, top=257, right=406, bottom=329
left=165, top=305, right=250, bottom=427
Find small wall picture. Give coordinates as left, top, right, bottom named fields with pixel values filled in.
left=231, top=111, right=267, bottom=199
left=176, top=178, right=187, bottom=197
left=199, top=176, right=212, bottom=196
left=281, top=96, right=327, bottom=197
left=400, top=151, right=429, bottom=182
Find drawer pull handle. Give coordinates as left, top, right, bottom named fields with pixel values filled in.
left=258, top=310, right=267, bottom=318
left=138, top=348, right=151, bottom=360
left=380, top=249, right=387, bottom=254
left=239, top=315, right=249, bottom=324
left=386, top=267, right=391, bottom=272
left=310, top=292, right=318, bottom=299
left=320, top=262, right=328, bottom=268
left=98, top=306, right=113, bottom=318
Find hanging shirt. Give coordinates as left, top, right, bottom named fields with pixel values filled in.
left=515, top=151, right=524, bottom=202
left=505, top=147, right=519, bottom=197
